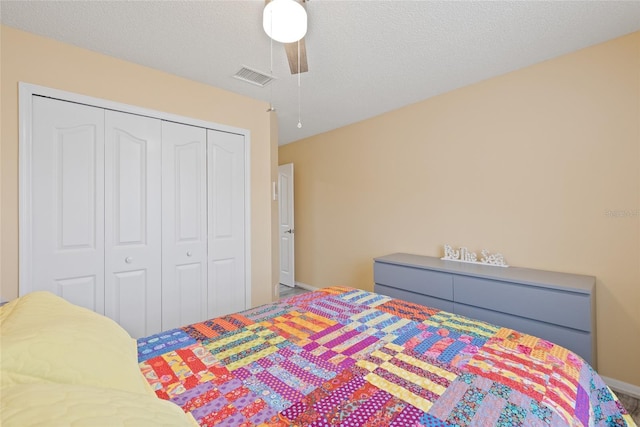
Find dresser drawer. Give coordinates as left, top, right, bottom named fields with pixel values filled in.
left=454, top=303, right=593, bottom=365
left=374, top=262, right=453, bottom=301
left=375, top=284, right=454, bottom=313
left=454, top=276, right=591, bottom=332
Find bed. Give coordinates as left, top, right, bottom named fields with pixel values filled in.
left=137, top=286, right=636, bottom=427
left=0, top=288, right=635, bottom=426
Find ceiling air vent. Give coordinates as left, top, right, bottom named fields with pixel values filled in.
left=233, top=66, right=275, bottom=87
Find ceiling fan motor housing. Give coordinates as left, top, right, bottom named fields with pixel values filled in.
left=263, top=0, right=308, bottom=43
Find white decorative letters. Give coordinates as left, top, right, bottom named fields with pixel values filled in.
left=442, top=244, right=508, bottom=267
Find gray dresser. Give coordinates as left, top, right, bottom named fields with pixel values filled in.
left=373, top=253, right=596, bottom=366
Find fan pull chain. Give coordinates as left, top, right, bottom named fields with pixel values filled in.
left=267, top=8, right=276, bottom=113
left=297, top=39, right=302, bottom=128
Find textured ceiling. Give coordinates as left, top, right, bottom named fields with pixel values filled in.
left=2, top=1, right=639, bottom=145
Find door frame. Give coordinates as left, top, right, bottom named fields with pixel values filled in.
left=18, top=82, right=252, bottom=310
left=278, top=163, right=295, bottom=287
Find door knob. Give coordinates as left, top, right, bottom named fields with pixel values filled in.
left=285, top=229, right=295, bottom=234
left=125, top=257, right=133, bottom=264
left=186, top=251, right=193, bottom=257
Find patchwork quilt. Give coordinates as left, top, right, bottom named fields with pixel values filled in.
left=137, top=287, right=636, bottom=427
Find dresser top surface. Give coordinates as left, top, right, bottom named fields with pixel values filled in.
left=374, top=253, right=595, bottom=294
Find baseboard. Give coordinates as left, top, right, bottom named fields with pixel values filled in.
left=602, top=376, right=640, bottom=399
left=295, top=281, right=319, bottom=291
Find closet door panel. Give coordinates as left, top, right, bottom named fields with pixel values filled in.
left=162, top=122, right=208, bottom=330
left=111, top=270, right=148, bottom=336
left=55, top=276, right=98, bottom=310
left=31, top=96, right=105, bottom=313
left=207, top=130, right=246, bottom=317
left=175, top=263, right=205, bottom=326
left=104, top=110, right=162, bottom=337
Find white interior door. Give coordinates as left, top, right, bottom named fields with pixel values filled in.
left=30, top=96, right=106, bottom=312
left=104, top=110, right=162, bottom=338
left=278, top=163, right=295, bottom=287
left=162, top=121, right=208, bottom=330
left=207, top=130, right=246, bottom=317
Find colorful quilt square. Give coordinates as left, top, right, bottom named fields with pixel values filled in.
left=393, top=322, right=488, bottom=367
left=239, top=301, right=294, bottom=323
left=171, top=377, right=279, bottom=426
left=232, top=345, right=339, bottom=411
left=280, top=365, right=428, bottom=426
left=139, top=342, right=227, bottom=399
left=203, top=323, right=290, bottom=371
left=465, top=328, right=587, bottom=426
left=260, top=309, right=336, bottom=347
left=347, top=307, right=417, bottom=343
left=304, top=322, right=384, bottom=369
left=429, top=374, right=562, bottom=427
left=334, top=288, right=393, bottom=308
left=297, top=295, right=369, bottom=325
left=356, top=343, right=459, bottom=413
left=279, top=289, right=332, bottom=306
left=377, top=297, right=440, bottom=322
left=425, top=311, right=501, bottom=339
left=137, top=328, right=196, bottom=362
left=181, top=313, right=253, bottom=341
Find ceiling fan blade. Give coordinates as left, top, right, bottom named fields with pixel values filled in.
left=284, top=38, right=309, bottom=74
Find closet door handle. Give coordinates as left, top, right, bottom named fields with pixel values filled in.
left=186, top=251, right=193, bottom=257
left=125, top=257, right=133, bottom=264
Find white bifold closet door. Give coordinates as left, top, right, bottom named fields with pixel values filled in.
left=31, top=97, right=162, bottom=337
left=28, top=92, right=247, bottom=337
left=161, top=125, right=246, bottom=327
left=104, top=110, right=162, bottom=337
left=207, top=130, right=245, bottom=317
left=161, top=122, right=208, bottom=330
left=31, top=97, right=106, bottom=312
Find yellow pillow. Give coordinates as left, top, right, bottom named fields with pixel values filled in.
left=1, top=383, right=198, bottom=427
left=0, top=291, right=148, bottom=394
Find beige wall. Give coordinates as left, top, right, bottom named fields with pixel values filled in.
left=280, top=32, right=640, bottom=386
left=0, top=26, right=278, bottom=307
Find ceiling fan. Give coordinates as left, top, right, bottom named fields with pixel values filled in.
left=263, top=0, right=309, bottom=74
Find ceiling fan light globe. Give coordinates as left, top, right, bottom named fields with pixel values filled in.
left=263, top=0, right=307, bottom=43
